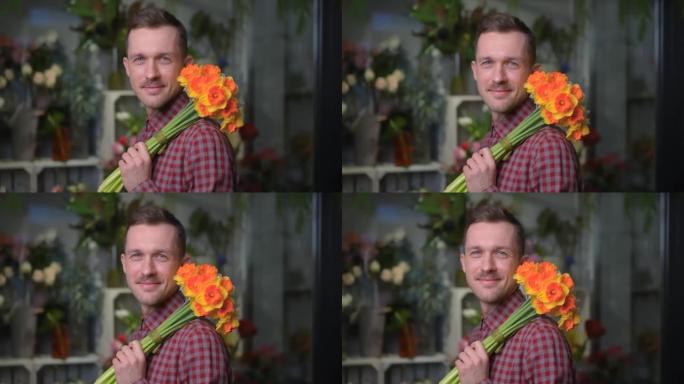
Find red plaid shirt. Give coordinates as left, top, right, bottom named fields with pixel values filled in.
left=132, top=92, right=236, bottom=192
left=465, top=289, right=575, bottom=384
left=128, top=290, right=233, bottom=383
left=481, top=98, right=580, bottom=192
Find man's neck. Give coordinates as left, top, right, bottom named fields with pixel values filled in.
left=145, top=91, right=182, bottom=116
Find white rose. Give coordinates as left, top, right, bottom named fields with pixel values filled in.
left=49, top=261, right=62, bottom=274
left=21, top=63, right=32, bottom=76
left=0, top=96, right=4, bottom=109
left=436, top=239, right=447, bottom=251
left=342, top=101, right=347, bottom=115
left=346, top=74, right=357, bottom=86
left=352, top=265, right=362, bottom=278
left=45, top=31, right=58, bottom=46
left=458, top=116, right=473, bottom=126
left=463, top=308, right=478, bottom=319
left=3, top=266, right=13, bottom=278
left=32, top=269, right=45, bottom=283
left=392, top=271, right=404, bottom=285
left=397, top=261, right=410, bottom=273
left=374, top=77, right=387, bottom=91
left=364, top=68, right=375, bottom=82
left=116, top=111, right=132, bottom=121
left=115, top=309, right=131, bottom=319
left=5, top=68, right=14, bottom=80
left=33, top=72, right=45, bottom=86
left=20, top=261, right=32, bottom=274
left=369, top=260, right=380, bottom=273
left=386, top=36, right=401, bottom=51
left=431, top=46, right=442, bottom=58
left=87, top=239, right=98, bottom=252
left=393, top=228, right=406, bottom=242
left=342, top=81, right=349, bottom=94
left=0, top=273, right=6, bottom=287
left=88, top=41, right=99, bottom=53
left=380, top=268, right=392, bottom=282
left=342, top=273, right=355, bottom=286
left=0, top=76, right=6, bottom=89
left=342, top=293, right=352, bottom=308
left=393, top=69, right=405, bottom=82
left=387, top=77, right=399, bottom=93
left=44, top=268, right=56, bottom=286
left=0, top=294, right=4, bottom=307
left=44, top=229, right=58, bottom=243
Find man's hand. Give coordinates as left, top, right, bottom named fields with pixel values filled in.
left=120, top=142, right=152, bottom=191
left=463, top=148, right=496, bottom=192
left=455, top=340, right=489, bottom=384
left=113, top=340, right=146, bottom=384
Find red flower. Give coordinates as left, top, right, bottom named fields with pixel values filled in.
left=239, top=122, right=258, bottom=142
left=238, top=319, right=257, bottom=339
left=584, top=319, right=606, bottom=339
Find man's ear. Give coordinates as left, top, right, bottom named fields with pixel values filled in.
left=120, top=253, right=127, bottom=274
left=181, top=254, right=191, bottom=265
left=532, top=63, right=541, bottom=72
left=184, top=55, right=194, bottom=66
left=471, top=60, right=477, bottom=81
left=122, top=56, right=130, bottom=77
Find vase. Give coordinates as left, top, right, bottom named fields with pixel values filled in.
left=51, top=126, right=71, bottom=161
left=399, top=323, right=417, bottom=358
left=352, top=110, right=380, bottom=166
left=393, top=131, right=413, bottom=167
left=10, top=303, right=37, bottom=358
left=51, top=324, right=70, bottom=359
left=9, top=103, right=39, bottom=161
left=359, top=302, right=385, bottom=357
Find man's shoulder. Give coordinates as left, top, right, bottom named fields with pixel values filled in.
left=517, top=316, right=567, bottom=343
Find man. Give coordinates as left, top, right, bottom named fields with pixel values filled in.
left=120, top=5, right=236, bottom=192
left=115, top=205, right=233, bottom=383
left=456, top=204, right=575, bottom=383
left=463, top=13, right=580, bottom=192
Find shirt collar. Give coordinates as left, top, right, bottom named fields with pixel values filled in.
left=139, top=289, right=186, bottom=334
left=146, top=91, right=190, bottom=133
left=481, top=288, right=525, bottom=333
left=490, top=97, right=536, bottom=141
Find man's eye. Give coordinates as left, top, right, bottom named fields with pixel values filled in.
left=133, top=57, right=145, bottom=64
left=506, top=61, right=519, bottom=68
left=160, top=56, right=171, bottom=64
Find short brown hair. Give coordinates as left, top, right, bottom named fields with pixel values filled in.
left=474, top=12, right=536, bottom=64
left=125, top=205, right=186, bottom=256
left=463, top=203, right=525, bottom=255
left=126, top=5, right=188, bottom=57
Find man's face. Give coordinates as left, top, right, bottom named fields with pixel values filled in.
left=123, top=26, right=191, bottom=113
left=121, top=223, right=185, bottom=315
left=460, top=221, right=522, bottom=314
left=471, top=31, right=534, bottom=121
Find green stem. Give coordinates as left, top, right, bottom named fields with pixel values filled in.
left=439, top=298, right=538, bottom=384
left=94, top=301, right=198, bottom=384
left=97, top=102, right=199, bottom=192
left=443, top=108, right=545, bottom=192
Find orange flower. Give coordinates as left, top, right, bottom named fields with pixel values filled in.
left=201, top=64, right=221, bottom=77
left=514, top=261, right=537, bottom=284
left=532, top=298, right=551, bottom=314
left=539, top=281, right=569, bottom=307
left=178, top=64, right=202, bottom=87
left=546, top=92, right=578, bottom=119
left=217, top=317, right=240, bottom=334
left=524, top=71, right=547, bottom=93
left=558, top=293, right=576, bottom=316
left=560, top=273, right=574, bottom=290
left=200, top=84, right=230, bottom=113
left=191, top=300, right=210, bottom=317
left=223, top=76, right=238, bottom=95
left=175, top=263, right=198, bottom=286
left=558, top=311, right=581, bottom=331
left=219, top=276, right=234, bottom=294
left=216, top=297, right=235, bottom=318
left=570, top=84, right=584, bottom=102
left=196, top=281, right=228, bottom=312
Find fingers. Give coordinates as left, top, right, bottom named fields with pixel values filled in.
left=134, top=142, right=151, bottom=163
left=471, top=341, right=487, bottom=360
left=130, top=340, right=145, bottom=360
left=119, top=144, right=150, bottom=168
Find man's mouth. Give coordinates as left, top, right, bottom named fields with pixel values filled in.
left=477, top=276, right=501, bottom=287
left=489, top=88, right=511, bottom=97
left=138, top=281, right=161, bottom=291
left=142, top=84, right=164, bottom=94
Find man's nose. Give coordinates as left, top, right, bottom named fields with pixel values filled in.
left=141, top=256, right=156, bottom=275
left=481, top=253, right=496, bottom=271
left=493, top=63, right=507, bottom=83
left=145, top=60, right=160, bottom=79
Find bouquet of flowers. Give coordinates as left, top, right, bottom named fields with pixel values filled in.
left=98, top=63, right=244, bottom=192
left=439, top=260, right=580, bottom=384
left=94, top=263, right=239, bottom=384
left=444, top=71, right=591, bottom=192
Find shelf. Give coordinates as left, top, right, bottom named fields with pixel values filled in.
left=342, top=162, right=445, bottom=192
left=441, top=95, right=484, bottom=165
left=0, top=354, right=99, bottom=368
left=0, top=354, right=100, bottom=384
left=343, top=354, right=447, bottom=367
left=0, top=157, right=102, bottom=192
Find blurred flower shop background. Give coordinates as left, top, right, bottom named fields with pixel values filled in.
left=341, top=0, right=660, bottom=192
left=0, top=193, right=314, bottom=384
left=341, top=193, right=662, bottom=384
left=0, top=0, right=315, bottom=191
